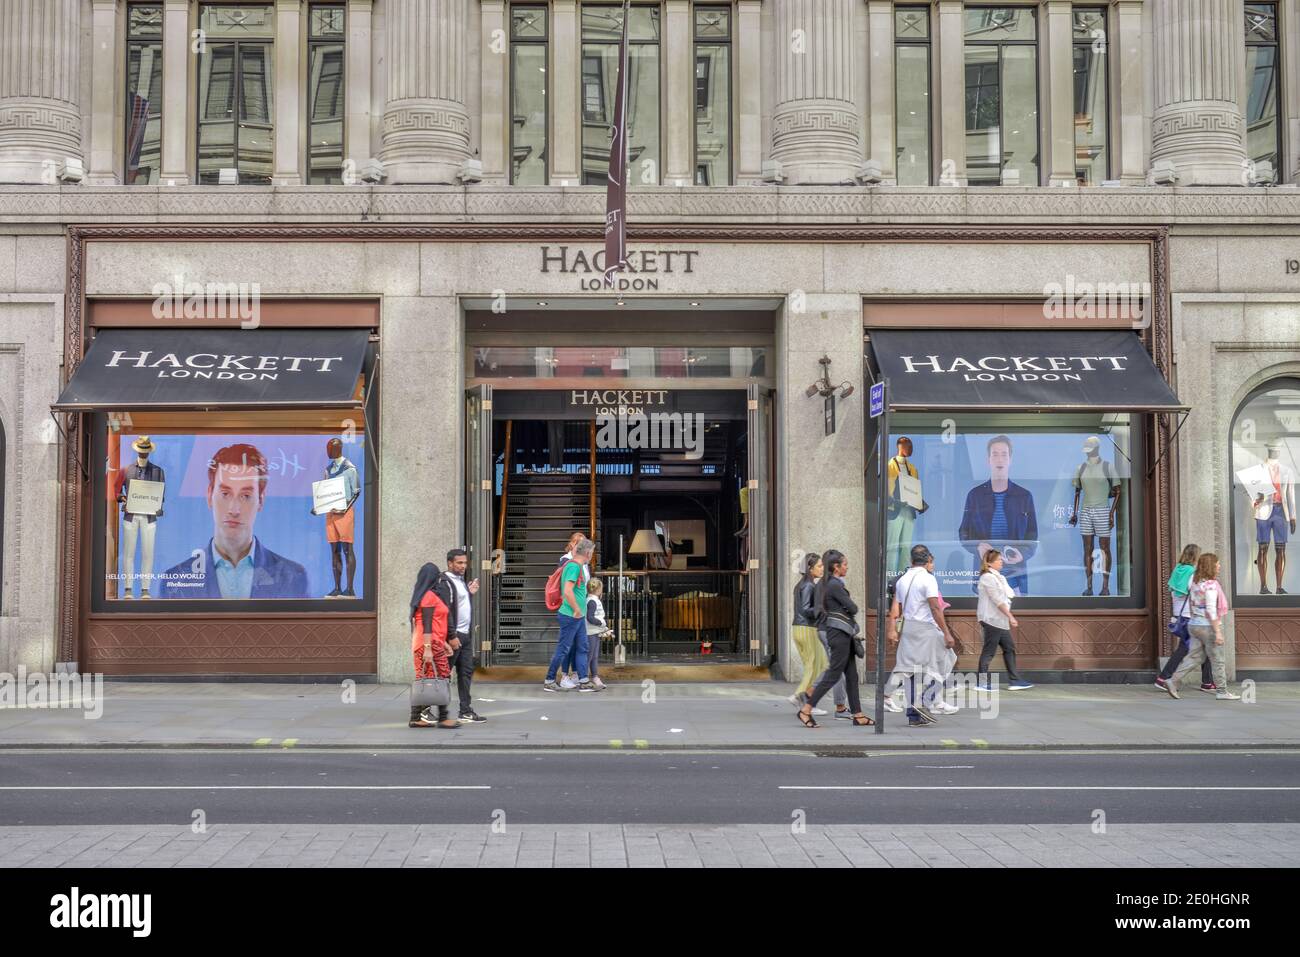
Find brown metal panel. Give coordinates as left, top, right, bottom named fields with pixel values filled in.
left=88, top=298, right=379, bottom=328
left=863, top=300, right=1137, bottom=328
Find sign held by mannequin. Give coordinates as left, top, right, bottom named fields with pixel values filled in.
left=125, top=479, right=164, bottom=516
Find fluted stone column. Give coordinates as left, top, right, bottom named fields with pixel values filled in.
left=381, top=0, right=472, bottom=183
left=770, top=0, right=861, bottom=184
left=1150, top=0, right=1248, bottom=185
left=0, top=0, right=82, bottom=183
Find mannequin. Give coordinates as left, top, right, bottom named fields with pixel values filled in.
left=1251, top=442, right=1296, bottom=595
left=117, top=436, right=165, bottom=599
left=1069, top=435, right=1120, bottom=597
left=886, top=437, right=922, bottom=576
left=321, top=437, right=360, bottom=597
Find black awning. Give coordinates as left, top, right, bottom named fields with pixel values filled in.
left=868, top=329, right=1186, bottom=412
left=53, top=328, right=369, bottom=411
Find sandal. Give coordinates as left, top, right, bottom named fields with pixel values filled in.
left=851, top=714, right=875, bottom=727
left=797, top=709, right=820, bottom=729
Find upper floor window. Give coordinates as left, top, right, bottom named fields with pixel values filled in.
left=511, top=4, right=549, bottom=185
left=964, top=6, right=1039, bottom=186
left=895, top=5, right=932, bottom=186
left=693, top=6, right=731, bottom=186
left=1072, top=6, right=1109, bottom=185
left=581, top=3, right=661, bottom=186
left=125, top=4, right=164, bottom=185
left=306, top=4, right=345, bottom=184
left=1245, top=2, right=1281, bottom=183
left=197, top=4, right=275, bottom=185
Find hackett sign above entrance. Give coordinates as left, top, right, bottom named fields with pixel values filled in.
left=540, top=246, right=700, bottom=291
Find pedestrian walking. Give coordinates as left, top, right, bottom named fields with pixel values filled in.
left=585, top=576, right=611, bottom=691
left=1162, top=553, right=1241, bottom=700
left=886, top=544, right=958, bottom=727
left=408, top=562, right=458, bottom=729
left=443, top=548, right=486, bottom=722
left=796, top=550, right=874, bottom=728
left=788, top=552, right=829, bottom=716
left=1155, top=544, right=1215, bottom=693
left=544, top=537, right=596, bottom=693
left=976, top=549, right=1033, bottom=690
left=558, top=531, right=592, bottom=688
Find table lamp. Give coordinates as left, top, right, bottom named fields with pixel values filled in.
left=627, top=528, right=664, bottom=570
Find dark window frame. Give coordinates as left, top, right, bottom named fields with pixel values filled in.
left=580, top=2, right=664, bottom=187
left=963, top=4, right=1041, bottom=187
left=894, top=5, right=934, bottom=186
left=305, top=3, right=346, bottom=184
left=1245, top=1, right=1284, bottom=182
left=1071, top=5, right=1111, bottom=185
left=692, top=4, right=732, bottom=186
left=196, top=36, right=275, bottom=185
left=510, top=3, right=550, bottom=184
left=124, top=3, right=165, bottom=185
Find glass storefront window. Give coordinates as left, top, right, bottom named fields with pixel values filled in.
left=126, top=4, right=164, bottom=185
left=1230, top=378, right=1300, bottom=602
left=511, top=5, right=549, bottom=185
left=307, top=4, right=345, bottom=184
left=471, top=345, right=767, bottom=380
left=1072, top=6, right=1109, bottom=185
left=1245, top=2, right=1281, bottom=182
left=693, top=6, right=731, bottom=186
left=104, top=419, right=369, bottom=602
left=895, top=6, right=932, bottom=186
left=581, top=4, right=661, bottom=186
left=964, top=6, right=1039, bottom=186
left=883, top=413, right=1135, bottom=598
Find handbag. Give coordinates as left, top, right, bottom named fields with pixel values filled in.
left=1166, top=591, right=1191, bottom=642
left=410, top=676, right=450, bottom=708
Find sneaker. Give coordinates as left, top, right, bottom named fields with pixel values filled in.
left=341, top=587, right=356, bottom=598
left=1154, top=677, right=1168, bottom=690
left=907, top=708, right=937, bottom=725
left=408, top=713, right=435, bottom=728
left=787, top=693, right=802, bottom=707
left=931, top=700, right=959, bottom=715
left=1199, top=683, right=1219, bottom=694
left=140, top=591, right=151, bottom=600
left=834, top=708, right=853, bottom=720
left=809, top=707, right=828, bottom=716
left=914, top=705, right=938, bottom=723
left=559, top=675, right=579, bottom=690
left=578, top=681, right=597, bottom=693
left=543, top=680, right=562, bottom=693
left=325, top=588, right=341, bottom=598
left=591, top=677, right=607, bottom=691
left=1162, top=680, right=1180, bottom=700
left=1215, top=691, right=1242, bottom=701
left=975, top=682, right=995, bottom=693
left=1260, top=585, right=1271, bottom=595
left=883, top=697, right=904, bottom=713
left=458, top=710, right=487, bottom=723
left=1007, top=680, right=1035, bottom=690
left=907, top=716, right=930, bottom=728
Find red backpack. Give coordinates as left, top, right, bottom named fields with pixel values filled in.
left=544, top=560, right=572, bottom=612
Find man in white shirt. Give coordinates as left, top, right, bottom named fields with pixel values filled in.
left=444, top=548, right=484, bottom=723
left=887, top=545, right=958, bottom=727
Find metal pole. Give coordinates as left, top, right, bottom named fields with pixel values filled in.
left=875, top=380, right=889, bottom=734
left=615, top=533, right=626, bottom=667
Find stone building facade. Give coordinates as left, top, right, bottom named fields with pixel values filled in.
left=0, top=0, right=1297, bottom=681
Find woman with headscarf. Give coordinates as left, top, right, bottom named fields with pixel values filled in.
left=409, top=562, right=459, bottom=728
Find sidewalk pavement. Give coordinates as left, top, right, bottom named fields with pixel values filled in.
left=4, top=823, right=1298, bottom=867
left=2, top=680, right=1299, bottom=749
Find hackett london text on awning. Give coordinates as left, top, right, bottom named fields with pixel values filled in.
left=868, top=329, right=1186, bottom=412
left=53, top=328, right=370, bottom=410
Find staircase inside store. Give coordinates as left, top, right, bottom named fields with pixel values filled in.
left=495, top=423, right=596, bottom=663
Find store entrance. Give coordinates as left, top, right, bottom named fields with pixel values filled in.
left=470, top=387, right=772, bottom=668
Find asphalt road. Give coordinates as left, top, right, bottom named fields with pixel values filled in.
left=2, top=750, right=1299, bottom=826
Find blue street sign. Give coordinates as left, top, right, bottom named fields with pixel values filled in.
left=869, top=381, right=885, bottom=418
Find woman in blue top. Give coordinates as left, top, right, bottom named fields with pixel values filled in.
left=1155, top=544, right=1215, bottom=692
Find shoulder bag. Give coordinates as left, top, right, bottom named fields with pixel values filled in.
left=1166, top=590, right=1191, bottom=643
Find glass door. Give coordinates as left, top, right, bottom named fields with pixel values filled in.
left=465, top=385, right=494, bottom=666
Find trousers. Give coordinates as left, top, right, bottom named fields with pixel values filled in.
left=122, top=514, right=157, bottom=596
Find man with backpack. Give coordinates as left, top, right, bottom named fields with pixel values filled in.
left=543, top=538, right=596, bottom=693
left=1068, top=436, right=1122, bottom=596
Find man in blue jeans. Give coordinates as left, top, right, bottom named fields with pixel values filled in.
left=544, top=538, right=596, bottom=693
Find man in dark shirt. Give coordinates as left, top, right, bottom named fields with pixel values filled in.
left=958, top=434, right=1039, bottom=594
left=116, top=435, right=165, bottom=599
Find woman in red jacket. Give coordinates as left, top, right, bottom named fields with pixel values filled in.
left=409, top=563, right=459, bottom=728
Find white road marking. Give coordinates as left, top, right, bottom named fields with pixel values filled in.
left=0, top=785, right=490, bottom=791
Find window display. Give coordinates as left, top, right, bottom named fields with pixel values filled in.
left=884, top=414, right=1134, bottom=598
left=106, top=429, right=367, bottom=601
left=1231, top=379, right=1300, bottom=601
